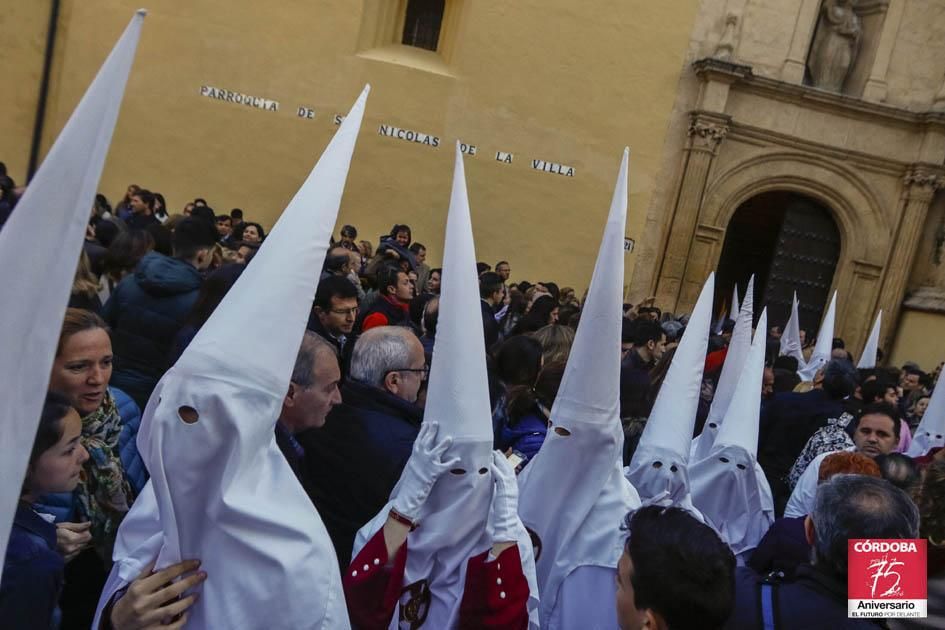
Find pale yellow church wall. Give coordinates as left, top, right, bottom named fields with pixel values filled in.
left=11, top=0, right=702, bottom=291
left=0, top=3, right=50, bottom=184
left=889, top=309, right=945, bottom=372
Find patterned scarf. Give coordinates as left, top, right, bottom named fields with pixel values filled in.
left=75, top=390, right=132, bottom=549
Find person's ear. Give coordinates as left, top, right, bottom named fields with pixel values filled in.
left=384, top=371, right=399, bottom=394
left=642, top=609, right=666, bottom=629
left=284, top=382, right=298, bottom=407
left=804, top=515, right=815, bottom=545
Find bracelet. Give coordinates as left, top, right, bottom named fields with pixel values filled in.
left=389, top=509, right=417, bottom=531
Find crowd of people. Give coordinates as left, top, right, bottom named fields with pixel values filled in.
left=2, top=93, right=944, bottom=629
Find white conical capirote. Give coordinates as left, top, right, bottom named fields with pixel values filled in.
left=550, top=148, right=628, bottom=427
left=857, top=311, right=882, bottom=369
left=693, top=275, right=755, bottom=460
left=0, top=11, right=144, bottom=563
left=424, top=143, right=492, bottom=442
left=731, top=284, right=741, bottom=321
left=634, top=273, right=716, bottom=461
left=906, top=374, right=945, bottom=457
left=798, top=291, right=837, bottom=381
left=780, top=291, right=805, bottom=364
left=714, top=310, right=768, bottom=456
left=177, top=86, right=369, bottom=393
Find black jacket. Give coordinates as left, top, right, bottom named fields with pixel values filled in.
left=758, top=389, right=846, bottom=515
left=481, top=300, right=499, bottom=350
left=0, top=502, right=64, bottom=629
left=300, top=380, right=423, bottom=568
left=102, top=252, right=203, bottom=408
left=727, top=565, right=887, bottom=629
left=306, top=313, right=356, bottom=379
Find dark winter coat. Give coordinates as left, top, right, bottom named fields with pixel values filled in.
left=102, top=252, right=203, bottom=408
left=300, top=380, right=422, bottom=569
left=727, top=565, right=886, bottom=629
left=758, top=389, right=847, bottom=515
left=0, top=502, right=64, bottom=629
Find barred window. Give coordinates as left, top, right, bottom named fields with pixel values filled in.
left=402, top=0, right=445, bottom=51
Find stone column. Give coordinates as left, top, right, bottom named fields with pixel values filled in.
left=781, top=0, right=824, bottom=83
left=862, top=0, right=902, bottom=102
left=654, top=112, right=729, bottom=310
left=877, top=166, right=943, bottom=350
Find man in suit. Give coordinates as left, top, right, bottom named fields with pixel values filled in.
left=479, top=271, right=504, bottom=350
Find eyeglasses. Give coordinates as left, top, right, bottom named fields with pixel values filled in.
left=329, top=306, right=359, bottom=317
left=387, top=366, right=430, bottom=380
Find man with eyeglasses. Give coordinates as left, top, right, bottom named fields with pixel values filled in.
left=309, top=275, right=361, bottom=377
left=301, top=326, right=427, bottom=569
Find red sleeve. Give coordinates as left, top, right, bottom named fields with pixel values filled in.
left=342, top=528, right=407, bottom=630
left=458, top=545, right=530, bottom=630
left=361, top=312, right=389, bottom=331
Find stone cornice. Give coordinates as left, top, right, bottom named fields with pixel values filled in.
left=903, top=286, right=945, bottom=314
left=692, top=57, right=945, bottom=132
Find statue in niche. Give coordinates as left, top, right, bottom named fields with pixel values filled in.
left=807, top=0, right=862, bottom=92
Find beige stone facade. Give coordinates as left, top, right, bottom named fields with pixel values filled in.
left=632, top=0, right=945, bottom=370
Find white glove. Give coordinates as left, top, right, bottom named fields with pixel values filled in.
left=390, top=421, right=458, bottom=523
left=489, top=450, right=520, bottom=543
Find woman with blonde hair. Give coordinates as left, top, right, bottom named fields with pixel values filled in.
left=531, top=323, right=575, bottom=365
left=69, top=251, right=102, bottom=313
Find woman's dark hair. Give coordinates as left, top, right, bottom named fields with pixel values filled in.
left=183, top=264, right=246, bottom=329
left=410, top=293, right=434, bottom=328
left=152, top=192, right=168, bottom=219
left=104, top=230, right=154, bottom=278
left=93, top=193, right=112, bottom=217
left=495, top=336, right=543, bottom=388
left=513, top=295, right=558, bottom=335
left=541, top=282, right=560, bottom=303
left=241, top=221, right=266, bottom=241
left=494, top=336, right=543, bottom=423
left=341, top=224, right=357, bottom=239
left=506, top=289, right=527, bottom=316
left=507, top=361, right=567, bottom=426
left=29, top=391, right=75, bottom=473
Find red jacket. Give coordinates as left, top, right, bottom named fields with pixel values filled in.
left=361, top=295, right=411, bottom=332
left=343, top=528, right=530, bottom=629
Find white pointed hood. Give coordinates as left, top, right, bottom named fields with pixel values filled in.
left=0, top=11, right=144, bottom=563
left=907, top=375, right=945, bottom=457
left=731, top=284, right=741, bottom=321
left=857, top=311, right=882, bottom=369
left=690, top=311, right=774, bottom=556
left=516, top=149, right=640, bottom=628
left=137, top=86, right=370, bottom=630
left=353, top=144, right=539, bottom=629
left=779, top=292, right=806, bottom=365
left=798, top=291, right=837, bottom=382
left=692, top=276, right=754, bottom=461
left=627, top=272, right=715, bottom=514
